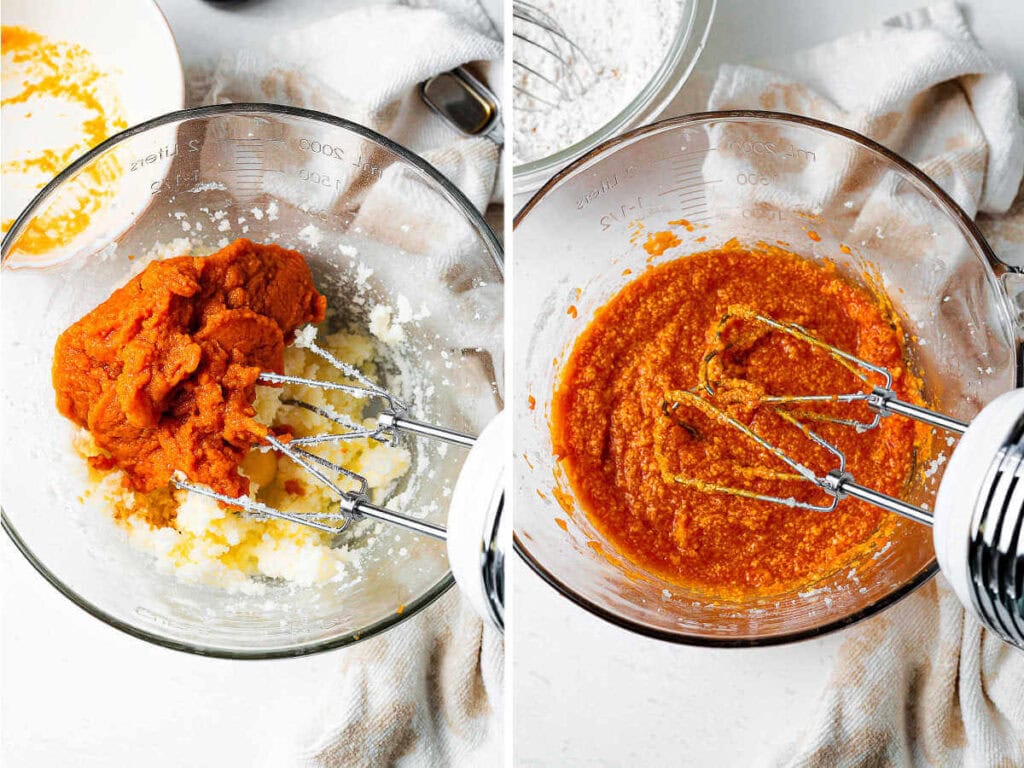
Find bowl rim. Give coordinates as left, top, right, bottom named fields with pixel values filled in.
left=512, top=108, right=1019, bottom=648
left=147, top=0, right=188, bottom=117
left=1, top=102, right=503, bottom=659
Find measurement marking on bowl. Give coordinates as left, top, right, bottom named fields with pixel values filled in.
left=651, top=146, right=716, bottom=164
left=669, top=163, right=710, bottom=178
left=297, top=136, right=386, bottom=180
left=675, top=194, right=709, bottom=206
left=669, top=157, right=710, bottom=172
left=670, top=154, right=709, bottom=166
left=658, top=179, right=721, bottom=197
left=231, top=143, right=271, bottom=201
left=598, top=195, right=656, bottom=230
left=721, top=140, right=817, bottom=163
left=737, top=172, right=779, bottom=186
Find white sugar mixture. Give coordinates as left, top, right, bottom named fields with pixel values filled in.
left=513, top=0, right=686, bottom=164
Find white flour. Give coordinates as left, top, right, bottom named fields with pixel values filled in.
left=513, top=0, right=686, bottom=164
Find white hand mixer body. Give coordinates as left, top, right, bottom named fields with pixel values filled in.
left=840, top=386, right=1024, bottom=650
left=932, top=389, right=1024, bottom=649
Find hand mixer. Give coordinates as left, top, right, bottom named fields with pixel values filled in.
left=512, top=1, right=596, bottom=111
left=174, top=332, right=505, bottom=631
left=660, top=308, right=1024, bottom=649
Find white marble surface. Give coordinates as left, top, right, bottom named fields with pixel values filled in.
left=2, top=533, right=339, bottom=767
left=512, top=1, right=1024, bottom=766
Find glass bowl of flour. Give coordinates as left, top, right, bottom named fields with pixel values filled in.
left=513, top=0, right=715, bottom=194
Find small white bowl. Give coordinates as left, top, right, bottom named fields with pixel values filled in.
left=3, top=0, right=184, bottom=266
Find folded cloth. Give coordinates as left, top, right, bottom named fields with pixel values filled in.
left=667, top=4, right=1024, bottom=766
left=671, top=2, right=1023, bottom=219
left=186, top=3, right=504, bottom=767
left=288, top=591, right=504, bottom=768
left=191, top=2, right=503, bottom=209
left=773, top=577, right=1024, bottom=768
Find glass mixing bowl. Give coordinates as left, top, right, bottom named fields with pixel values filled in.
left=1, top=104, right=503, bottom=658
left=514, top=110, right=1024, bottom=646
left=512, top=0, right=716, bottom=195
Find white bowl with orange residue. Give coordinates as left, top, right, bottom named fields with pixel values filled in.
left=2, top=0, right=183, bottom=267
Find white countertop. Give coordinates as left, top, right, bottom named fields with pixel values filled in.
left=512, top=1, right=1024, bottom=766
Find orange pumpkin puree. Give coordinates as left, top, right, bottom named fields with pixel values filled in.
left=551, top=243, right=922, bottom=597
left=52, top=239, right=327, bottom=506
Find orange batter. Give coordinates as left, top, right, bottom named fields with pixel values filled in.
left=53, top=239, right=326, bottom=505
left=552, top=242, right=923, bottom=597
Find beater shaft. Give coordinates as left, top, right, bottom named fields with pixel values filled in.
left=377, top=412, right=475, bottom=448
left=359, top=500, right=447, bottom=539
left=174, top=477, right=448, bottom=540
left=870, top=390, right=969, bottom=434
left=823, top=472, right=937, bottom=526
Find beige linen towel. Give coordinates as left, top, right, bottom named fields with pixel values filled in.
left=775, top=577, right=1024, bottom=767
left=292, top=590, right=504, bottom=767
left=190, top=2, right=503, bottom=210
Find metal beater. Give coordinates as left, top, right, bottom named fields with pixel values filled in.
left=660, top=308, right=1024, bottom=648
left=512, top=1, right=596, bottom=111
left=174, top=331, right=506, bottom=630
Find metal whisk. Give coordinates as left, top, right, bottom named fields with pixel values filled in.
left=513, top=1, right=597, bottom=111
left=173, top=333, right=473, bottom=541
left=659, top=307, right=1024, bottom=648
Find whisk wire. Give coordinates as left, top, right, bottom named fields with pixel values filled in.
left=662, top=389, right=842, bottom=513
left=172, top=329, right=472, bottom=541
left=660, top=308, right=965, bottom=522
left=698, top=307, right=891, bottom=432
left=513, top=1, right=597, bottom=110
left=172, top=478, right=351, bottom=534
